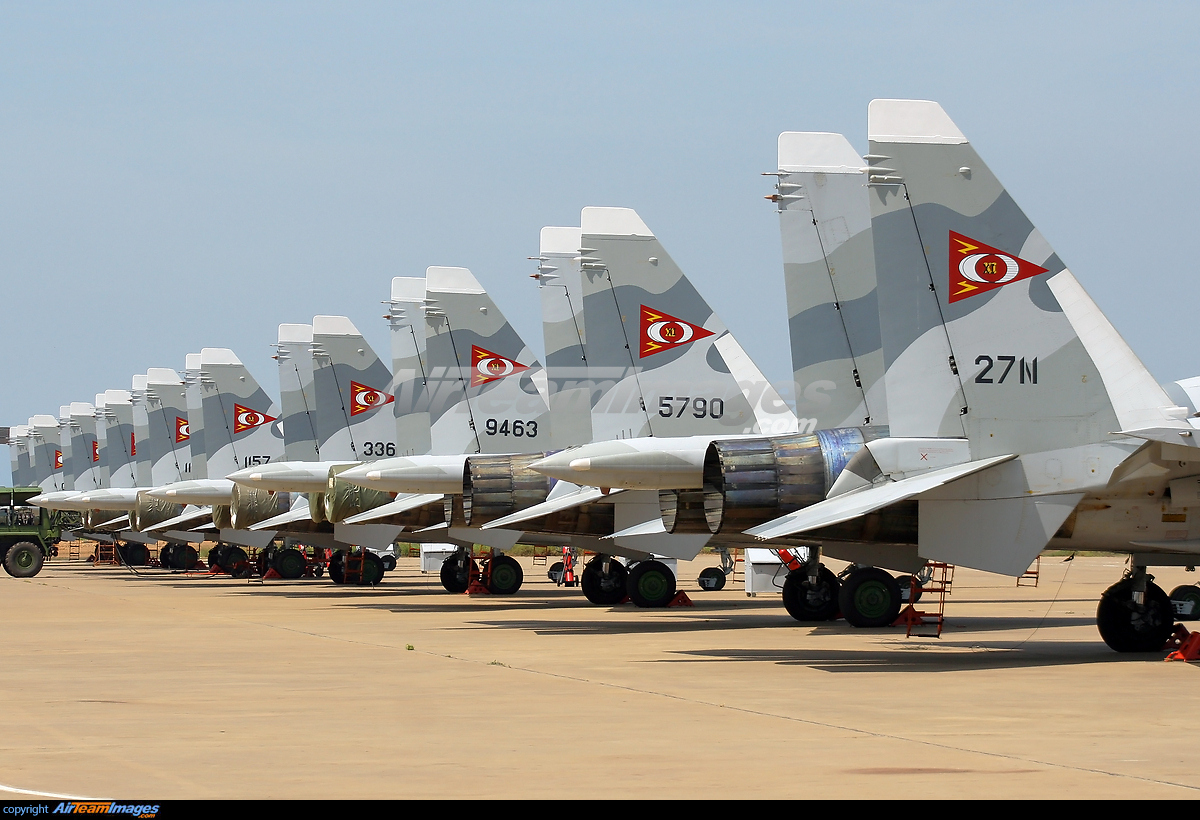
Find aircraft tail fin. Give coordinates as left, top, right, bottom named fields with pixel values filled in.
left=774, top=132, right=885, bottom=430
left=139, top=368, right=191, bottom=486
left=579, top=206, right=797, bottom=441
left=536, top=226, right=593, bottom=448
left=311, top=315, right=396, bottom=462
left=389, top=277, right=433, bottom=456
left=197, top=348, right=283, bottom=479
left=67, top=402, right=100, bottom=491
left=99, top=390, right=137, bottom=488
left=275, top=323, right=321, bottom=462
left=423, top=266, right=551, bottom=454
left=866, top=99, right=1178, bottom=458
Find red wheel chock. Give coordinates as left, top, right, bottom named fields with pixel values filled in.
left=1165, top=625, right=1200, bottom=662
left=667, top=591, right=695, bottom=607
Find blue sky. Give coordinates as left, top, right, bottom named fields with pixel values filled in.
left=3, top=1, right=1197, bottom=482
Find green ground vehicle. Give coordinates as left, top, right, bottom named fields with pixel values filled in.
left=1, top=487, right=75, bottom=578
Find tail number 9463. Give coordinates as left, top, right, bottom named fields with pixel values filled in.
left=484, top=419, right=538, bottom=437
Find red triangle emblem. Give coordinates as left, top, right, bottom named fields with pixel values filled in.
left=91, top=440, right=99, bottom=462
left=54, top=450, right=63, bottom=470
left=949, top=231, right=1049, bottom=303
left=351, top=381, right=394, bottom=416
left=233, top=404, right=277, bottom=434
left=471, top=345, right=530, bottom=387
left=639, top=306, right=715, bottom=358
left=175, top=417, right=190, bottom=443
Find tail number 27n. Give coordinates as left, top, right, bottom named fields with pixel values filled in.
left=975, top=355, right=1037, bottom=385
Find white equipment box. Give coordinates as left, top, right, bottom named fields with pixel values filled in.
left=743, top=547, right=809, bottom=595
left=420, top=544, right=458, bottom=573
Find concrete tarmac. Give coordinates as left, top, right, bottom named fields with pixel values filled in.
left=2, top=553, right=1199, bottom=799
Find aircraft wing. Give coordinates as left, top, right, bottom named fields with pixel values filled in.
left=745, top=454, right=1016, bottom=540
left=341, top=493, right=445, bottom=524
left=479, top=483, right=621, bottom=530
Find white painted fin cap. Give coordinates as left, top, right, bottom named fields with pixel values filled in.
left=391, top=276, right=425, bottom=302
left=278, top=323, right=313, bottom=344
left=10, top=424, right=30, bottom=437
left=778, top=132, right=865, bottom=173
left=313, top=315, right=361, bottom=337
left=426, top=266, right=485, bottom=294
left=540, top=226, right=583, bottom=256
left=58, top=406, right=71, bottom=419
left=70, top=402, right=95, bottom=416
left=200, top=348, right=242, bottom=366
left=103, top=389, right=132, bottom=404
left=131, top=374, right=149, bottom=390
left=30, top=414, right=59, bottom=427
left=146, top=368, right=182, bottom=385
left=581, top=207, right=653, bottom=238
left=868, top=99, right=967, bottom=145
left=184, top=353, right=202, bottom=371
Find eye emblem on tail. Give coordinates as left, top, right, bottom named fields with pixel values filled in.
left=54, top=450, right=63, bottom=470
left=949, top=232, right=1049, bottom=303
left=91, top=441, right=99, bottom=462
left=471, top=345, right=530, bottom=387
left=175, top=417, right=190, bottom=443
left=233, top=404, right=277, bottom=434
left=639, top=306, right=715, bottom=357
left=351, top=381, right=394, bottom=416
left=130, top=432, right=136, bottom=457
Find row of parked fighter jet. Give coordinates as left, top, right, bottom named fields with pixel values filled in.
left=13, top=99, right=1200, bottom=653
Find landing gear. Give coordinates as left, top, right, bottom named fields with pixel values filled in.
left=161, top=544, right=199, bottom=571
left=581, top=555, right=627, bottom=605
left=274, top=547, right=306, bottom=580
left=1098, top=572, right=1174, bottom=652
left=487, top=554, right=523, bottom=595
left=381, top=553, right=397, bottom=572
left=118, top=543, right=148, bottom=566
left=159, top=543, right=175, bottom=569
left=895, top=574, right=923, bottom=604
left=548, top=561, right=565, bottom=583
left=4, top=541, right=44, bottom=578
left=329, top=551, right=346, bottom=585
left=627, top=560, right=676, bottom=608
left=1169, top=585, right=1200, bottom=621
left=839, top=567, right=903, bottom=628
left=225, top=546, right=250, bottom=578
left=358, top=551, right=384, bottom=586
left=781, top=565, right=839, bottom=622
left=698, top=566, right=726, bottom=591
left=440, top=552, right=479, bottom=593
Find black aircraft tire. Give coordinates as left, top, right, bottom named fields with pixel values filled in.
left=547, top=560, right=565, bottom=583
left=329, top=553, right=346, bottom=585
left=1169, top=585, right=1200, bottom=622
left=358, top=552, right=385, bottom=586
left=627, top=560, right=676, bottom=608
left=124, top=543, right=149, bottom=567
left=698, top=566, right=726, bottom=591
left=159, top=544, right=176, bottom=569
left=894, top=574, right=923, bottom=604
left=487, top=554, right=524, bottom=595
left=381, top=554, right=397, bottom=572
left=781, top=566, right=840, bottom=622
left=4, top=542, right=44, bottom=579
left=275, top=547, right=306, bottom=580
left=439, top=555, right=478, bottom=593
left=580, top=557, right=627, bottom=605
left=839, top=567, right=903, bottom=628
left=1098, top=578, right=1174, bottom=653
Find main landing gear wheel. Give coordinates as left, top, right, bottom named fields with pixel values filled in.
left=274, top=547, right=306, bottom=580
left=487, top=554, right=523, bottom=595
left=120, top=543, right=149, bottom=566
left=1169, top=585, right=1200, bottom=621
left=159, top=544, right=176, bottom=569
left=1097, top=577, right=1174, bottom=652
left=627, top=560, right=676, bottom=608
left=225, top=546, right=250, bottom=578
left=329, top=552, right=346, bottom=585
left=4, top=541, right=44, bottom=579
left=895, top=574, right=923, bottom=604
left=839, top=567, right=902, bottom=628
left=207, top=546, right=223, bottom=571
left=697, top=566, right=726, bottom=591
left=781, top=566, right=840, bottom=622
left=358, top=552, right=385, bottom=586
left=439, top=555, right=479, bottom=593
left=581, top=557, right=627, bottom=605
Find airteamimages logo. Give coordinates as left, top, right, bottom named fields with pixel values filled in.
left=949, top=231, right=1048, bottom=303
left=639, top=305, right=714, bottom=357
left=471, top=345, right=529, bottom=387
left=232, top=404, right=277, bottom=434
left=350, top=381, right=394, bottom=415
left=175, top=417, right=189, bottom=443
left=48, top=803, right=159, bottom=817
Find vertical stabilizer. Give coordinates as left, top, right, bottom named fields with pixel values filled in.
left=775, top=132, right=886, bottom=430
left=389, top=277, right=433, bottom=456
left=423, top=266, right=551, bottom=454
left=9, top=425, right=31, bottom=487
left=311, top=315, right=396, bottom=461
left=68, top=402, right=100, bottom=491
left=536, top=226, right=593, bottom=448
left=27, top=414, right=64, bottom=490
left=143, top=368, right=191, bottom=485
left=198, top=348, right=284, bottom=479
left=276, top=324, right=320, bottom=462
left=100, top=391, right=137, bottom=488
left=579, top=206, right=797, bottom=440
left=57, top=406, right=74, bottom=490
left=183, top=354, right=207, bottom=480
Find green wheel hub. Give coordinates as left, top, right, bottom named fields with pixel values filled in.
left=637, top=569, right=669, bottom=601
left=853, top=580, right=892, bottom=620
left=492, top=563, right=518, bottom=589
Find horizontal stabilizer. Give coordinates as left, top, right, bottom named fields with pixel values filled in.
left=746, top=454, right=1016, bottom=539
left=144, top=506, right=212, bottom=532
left=341, top=493, right=444, bottom=524
left=1115, top=426, right=1200, bottom=449
left=480, top=484, right=619, bottom=530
